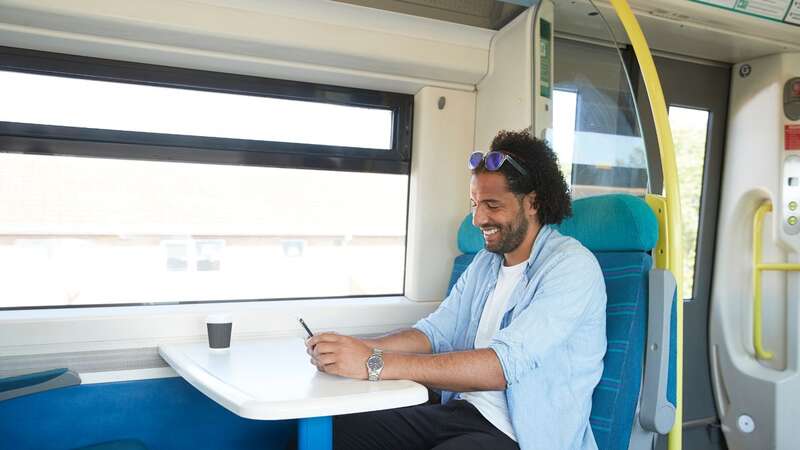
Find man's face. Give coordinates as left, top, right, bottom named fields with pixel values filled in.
left=469, top=172, right=532, bottom=255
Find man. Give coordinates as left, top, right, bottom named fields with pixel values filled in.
left=306, top=129, right=607, bottom=450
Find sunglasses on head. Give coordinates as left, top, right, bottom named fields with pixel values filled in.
left=468, top=151, right=528, bottom=177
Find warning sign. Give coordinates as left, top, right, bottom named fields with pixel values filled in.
left=691, top=0, right=800, bottom=27
left=788, top=124, right=800, bottom=150
left=788, top=1, right=800, bottom=25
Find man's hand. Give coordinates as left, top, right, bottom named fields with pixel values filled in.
left=304, top=331, right=507, bottom=391
left=306, top=332, right=373, bottom=380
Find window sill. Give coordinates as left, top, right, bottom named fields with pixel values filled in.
left=0, top=296, right=440, bottom=357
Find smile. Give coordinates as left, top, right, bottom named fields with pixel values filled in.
left=482, top=228, right=499, bottom=237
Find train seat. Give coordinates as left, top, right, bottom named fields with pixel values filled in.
left=0, top=368, right=294, bottom=450
left=0, top=369, right=149, bottom=450
left=451, top=193, right=677, bottom=450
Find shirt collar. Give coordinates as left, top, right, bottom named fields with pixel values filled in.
left=486, top=225, right=553, bottom=288
left=524, top=225, right=553, bottom=272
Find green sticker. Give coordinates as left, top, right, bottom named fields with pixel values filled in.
left=539, top=18, right=552, bottom=99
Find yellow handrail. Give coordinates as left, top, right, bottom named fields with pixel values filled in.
left=752, top=201, right=800, bottom=360
left=754, top=202, right=773, bottom=360
left=607, top=1, right=684, bottom=448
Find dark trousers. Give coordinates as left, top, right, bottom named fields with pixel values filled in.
left=333, top=400, right=520, bottom=450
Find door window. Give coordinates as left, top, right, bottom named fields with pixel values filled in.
left=669, top=106, right=711, bottom=299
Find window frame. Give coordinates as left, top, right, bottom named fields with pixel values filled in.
left=0, top=46, right=414, bottom=175
left=0, top=46, right=414, bottom=310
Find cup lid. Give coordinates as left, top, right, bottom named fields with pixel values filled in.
left=206, top=313, right=232, bottom=324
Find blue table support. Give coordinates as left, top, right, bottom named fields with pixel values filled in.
left=298, top=416, right=333, bottom=450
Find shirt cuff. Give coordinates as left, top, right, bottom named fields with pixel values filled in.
left=489, top=339, right=538, bottom=387
left=489, top=340, right=513, bottom=386
left=412, top=320, right=438, bottom=354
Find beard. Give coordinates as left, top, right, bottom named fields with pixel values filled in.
left=484, top=207, right=529, bottom=255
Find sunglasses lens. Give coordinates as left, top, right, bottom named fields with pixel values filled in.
left=468, top=152, right=484, bottom=169
left=485, top=152, right=505, bottom=171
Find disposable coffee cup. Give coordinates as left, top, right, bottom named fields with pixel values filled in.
left=206, top=314, right=232, bottom=350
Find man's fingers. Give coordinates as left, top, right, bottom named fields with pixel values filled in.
left=309, top=352, right=338, bottom=364
left=316, top=354, right=337, bottom=365
left=310, top=357, right=330, bottom=372
left=307, top=333, right=340, bottom=347
left=312, top=343, right=337, bottom=357
left=309, top=357, right=339, bottom=375
left=307, top=344, right=332, bottom=357
left=322, top=363, right=339, bottom=375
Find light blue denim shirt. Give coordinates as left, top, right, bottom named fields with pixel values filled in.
left=414, top=227, right=607, bottom=450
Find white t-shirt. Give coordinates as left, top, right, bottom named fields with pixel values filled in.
left=459, top=260, right=526, bottom=441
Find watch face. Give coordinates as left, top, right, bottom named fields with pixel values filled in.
left=367, top=355, right=383, bottom=371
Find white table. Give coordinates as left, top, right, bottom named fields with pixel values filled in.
left=159, top=337, right=428, bottom=450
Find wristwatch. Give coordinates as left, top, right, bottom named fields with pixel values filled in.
left=366, top=348, right=384, bottom=381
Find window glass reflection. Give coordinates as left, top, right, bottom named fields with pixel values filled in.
left=552, top=39, right=648, bottom=198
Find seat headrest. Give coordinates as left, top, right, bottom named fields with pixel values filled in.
left=457, top=194, right=658, bottom=254
left=557, top=194, right=658, bottom=251
left=457, top=214, right=485, bottom=254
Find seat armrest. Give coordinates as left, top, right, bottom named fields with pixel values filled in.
left=639, top=269, right=676, bottom=434
left=0, top=368, right=81, bottom=401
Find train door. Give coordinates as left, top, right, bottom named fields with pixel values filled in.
left=637, top=55, right=731, bottom=450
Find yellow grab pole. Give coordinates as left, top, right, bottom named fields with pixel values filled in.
left=753, top=202, right=774, bottom=360
left=606, top=1, right=684, bottom=449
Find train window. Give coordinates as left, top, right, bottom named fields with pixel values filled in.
left=669, top=105, right=710, bottom=300
left=0, top=48, right=412, bottom=309
left=0, top=153, right=408, bottom=308
left=552, top=39, right=649, bottom=198
left=552, top=89, right=578, bottom=184
left=0, top=70, right=393, bottom=150
left=0, top=47, right=413, bottom=175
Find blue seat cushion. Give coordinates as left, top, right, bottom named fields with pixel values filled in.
left=1, top=377, right=292, bottom=450
left=590, top=252, right=650, bottom=450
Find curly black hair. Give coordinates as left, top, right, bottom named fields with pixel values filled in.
left=472, top=129, right=572, bottom=225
